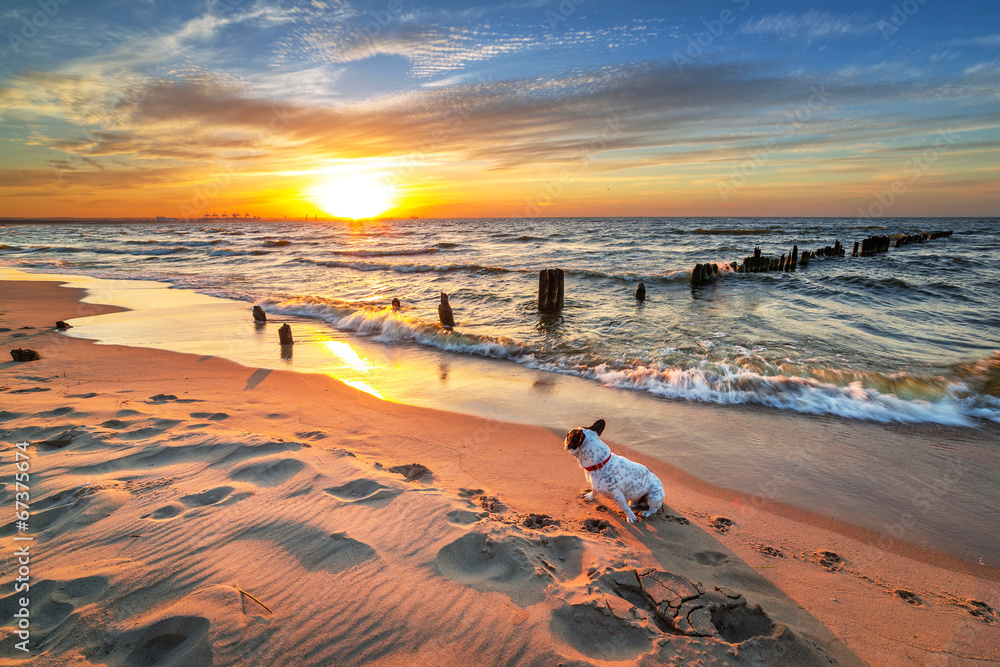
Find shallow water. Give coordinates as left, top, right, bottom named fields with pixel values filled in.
left=3, top=216, right=998, bottom=425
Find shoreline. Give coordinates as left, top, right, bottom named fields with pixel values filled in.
left=2, top=278, right=999, bottom=664
left=6, top=267, right=1000, bottom=572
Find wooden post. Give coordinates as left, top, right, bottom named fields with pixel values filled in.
left=391, top=298, right=401, bottom=310
left=439, top=292, right=455, bottom=327
left=252, top=306, right=267, bottom=323
left=538, top=269, right=564, bottom=310
left=636, top=282, right=646, bottom=301
left=278, top=324, right=293, bottom=345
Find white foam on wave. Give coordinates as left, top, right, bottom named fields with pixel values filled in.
left=260, top=294, right=1000, bottom=426
left=564, top=361, right=993, bottom=426
left=259, top=296, right=528, bottom=360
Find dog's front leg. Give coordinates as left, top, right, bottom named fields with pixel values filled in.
left=610, top=489, right=638, bottom=523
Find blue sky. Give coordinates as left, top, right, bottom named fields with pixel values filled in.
left=1, top=0, right=997, bottom=217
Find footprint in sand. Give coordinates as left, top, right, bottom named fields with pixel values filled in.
left=435, top=532, right=584, bottom=608
left=295, top=430, right=328, bottom=440
left=179, top=486, right=234, bottom=508
left=228, top=458, right=305, bottom=487
left=388, top=463, right=432, bottom=482
left=894, top=589, right=924, bottom=606
left=190, top=411, right=229, bottom=421
left=324, top=479, right=401, bottom=508
left=0, top=410, right=22, bottom=422
left=753, top=544, right=785, bottom=558
left=522, top=513, right=560, bottom=530
left=123, top=615, right=213, bottom=667
left=9, top=386, right=50, bottom=394
left=710, top=516, right=734, bottom=533
left=99, top=419, right=133, bottom=429
left=67, top=392, right=99, bottom=398
left=1, top=486, right=98, bottom=537
left=144, top=504, right=185, bottom=521
left=445, top=509, right=484, bottom=526
left=37, top=406, right=74, bottom=417
left=692, top=550, right=731, bottom=567
left=0, top=575, right=108, bottom=642
left=550, top=602, right=652, bottom=661
left=948, top=598, right=998, bottom=623
left=581, top=518, right=613, bottom=534
left=811, top=550, right=846, bottom=572
left=147, top=394, right=200, bottom=404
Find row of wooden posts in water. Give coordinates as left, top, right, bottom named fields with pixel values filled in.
left=252, top=230, right=954, bottom=338
left=691, top=230, right=952, bottom=286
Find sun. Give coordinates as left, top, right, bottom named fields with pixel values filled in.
left=312, top=174, right=396, bottom=219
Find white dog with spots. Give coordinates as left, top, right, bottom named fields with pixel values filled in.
left=564, top=419, right=664, bottom=523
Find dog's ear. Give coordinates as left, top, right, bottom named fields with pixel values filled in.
left=587, top=419, right=606, bottom=436
left=566, top=429, right=585, bottom=450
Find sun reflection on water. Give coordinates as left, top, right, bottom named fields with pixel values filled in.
left=318, top=339, right=384, bottom=399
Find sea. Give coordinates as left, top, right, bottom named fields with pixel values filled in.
left=3, top=216, right=999, bottom=566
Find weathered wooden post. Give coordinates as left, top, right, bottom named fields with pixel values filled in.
left=253, top=306, right=267, bottom=323
left=278, top=323, right=293, bottom=345
left=636, top=282, right=646, bottom=301
left=538, top=269, right=564, bottom=311
left=439, top=292, right=455, bottom=327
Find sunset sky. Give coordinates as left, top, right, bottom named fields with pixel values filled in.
left=1, top=0, right=997, bottom=219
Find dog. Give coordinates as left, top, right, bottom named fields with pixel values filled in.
left=564, top=419, right=664, bottom=523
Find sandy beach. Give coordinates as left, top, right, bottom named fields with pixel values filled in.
left=2, top=278, right=999, bottom=666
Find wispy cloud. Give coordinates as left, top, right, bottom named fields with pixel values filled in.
left=742, top=11, right=880, bottom=41
left=944, top=33, right=1000, bottom=48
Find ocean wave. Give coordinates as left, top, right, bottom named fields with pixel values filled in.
left=290, top=256, right=526, bottom=275
left=264, top=239, right=291, bottom=247
left=692, top=228, right=784, bottom=236
left=94, top=246, right=188, bottom=256
left=256, top=289, right=999, bottom=425
left=209, top=248, right=271, bottom=257
left=325, top=246, right=439, bottom=258
left=258, top=295, right=529, bottom=359
left=530, top=359, right=1000, bottom=426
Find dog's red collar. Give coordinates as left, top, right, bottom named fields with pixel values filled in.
left=584, top=454, right=612, bottom=472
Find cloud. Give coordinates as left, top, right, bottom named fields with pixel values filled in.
left=741, top=11, right=880, bottom=41
left=4, top=54, right=998, bottom=195
left=944, top=34, right=1000, bottom=48
left=274, top=18, right=664, bottom=79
